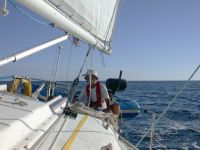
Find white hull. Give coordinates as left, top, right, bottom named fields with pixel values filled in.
left=0, top=91, right=137, bottom=150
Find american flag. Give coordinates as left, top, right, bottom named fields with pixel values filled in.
left=73, top=37, right=80, bottom=47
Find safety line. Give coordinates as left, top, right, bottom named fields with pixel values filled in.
left=136, top=64, right=200, bottom=147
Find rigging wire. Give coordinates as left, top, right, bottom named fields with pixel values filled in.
left=149, top=113, right=156, bottom=150
left=50, top=50, right=57, bottom=81
left=87, top=71, right=92, bottom=107
left=49, top=46, right=62, bottom=96
left=7, top=0, right=49, bottom=26
left=152, top=137, right=168, bottom=150
left=85, top=58, right=89, bottom=70
left=53, top=46, right=62, bottom=83
left=65, top=42, right=73, bottom=81
left=67, top=45, right=94, bottom=103
left=100, top=52, right=106, bottom=67
left=86, top=48, right=94, bottom=107
left=65, top=36, right=81, bottom=81
left=77, top=45, right=94, bottom=78
left=136, top=64, right=200, bottom=148
left=50, top=47, right=59, bottom=81
left=104, top=0, right=121, bottom=44
left=90, top=47, right=93, bottom=69
left=122, top=122, right=168, bottom=150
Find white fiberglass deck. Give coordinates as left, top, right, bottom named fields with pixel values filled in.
left=0, top=91, right=62, bottom=149
left=0, top=91, right=135, bottom=150
left=34, top=114, right=122, bottom=150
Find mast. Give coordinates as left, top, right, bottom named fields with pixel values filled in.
left=0, top=34, right=69, bottom=67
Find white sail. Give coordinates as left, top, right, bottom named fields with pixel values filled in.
left=49, top=0, right=118, bottom=42
left=16, top=0, right=120, bottom=54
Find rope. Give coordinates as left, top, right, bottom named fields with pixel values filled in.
left=8, top=0, right=49, bottom=26
left=149, top=113, right=156, bottom=150
left=122, top=123, right=146, bottom=135
left=87, top=72, right=92, bottom=107
left=70, top=103, right=118, bottom=126
left=66, top=103, right=137, bottom=149
left=136, top=64, right=200, bottom=147
left=118, top=134, right=138, bottom=150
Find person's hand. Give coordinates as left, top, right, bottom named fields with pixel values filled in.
left=103, top=108, right=112, bottom=113
left=72, top=97, right=78, bottom=103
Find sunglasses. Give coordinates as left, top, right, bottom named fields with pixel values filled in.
left=84, top=75, right=97, bottom=80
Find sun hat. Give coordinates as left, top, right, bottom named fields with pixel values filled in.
left=82, top=69, right=99, bottom=79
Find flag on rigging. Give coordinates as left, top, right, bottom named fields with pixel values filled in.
left=73, top=37, right=80, bottom=47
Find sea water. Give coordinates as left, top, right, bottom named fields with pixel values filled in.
left=118, top=81, right=200, bottom=150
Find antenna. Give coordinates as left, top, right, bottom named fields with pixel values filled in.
left=1, top=0, right=9, bottom=16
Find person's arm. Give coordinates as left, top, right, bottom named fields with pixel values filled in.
left=101, top=84, right=112, bottom=112
left=105, top=98, right=111, bottom=112
left=77, top=88, right=87, bottom=105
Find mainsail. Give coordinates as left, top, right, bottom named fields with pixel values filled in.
left=16, top=0, right=120, bottom=54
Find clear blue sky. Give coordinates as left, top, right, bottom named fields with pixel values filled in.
left=1, top=0, right=200, bottom=81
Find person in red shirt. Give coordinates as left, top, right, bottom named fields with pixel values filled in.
left=78, top=69, right=111, bottom=112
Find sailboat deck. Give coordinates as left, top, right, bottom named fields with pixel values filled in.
left=0, top=91, right=60, bottom=149
left=0, top=91, right=136, bottom=150
left=34, top=114, right=122, bottom=150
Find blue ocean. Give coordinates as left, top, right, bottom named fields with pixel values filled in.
left=118, top=81, right=200, bottom=150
